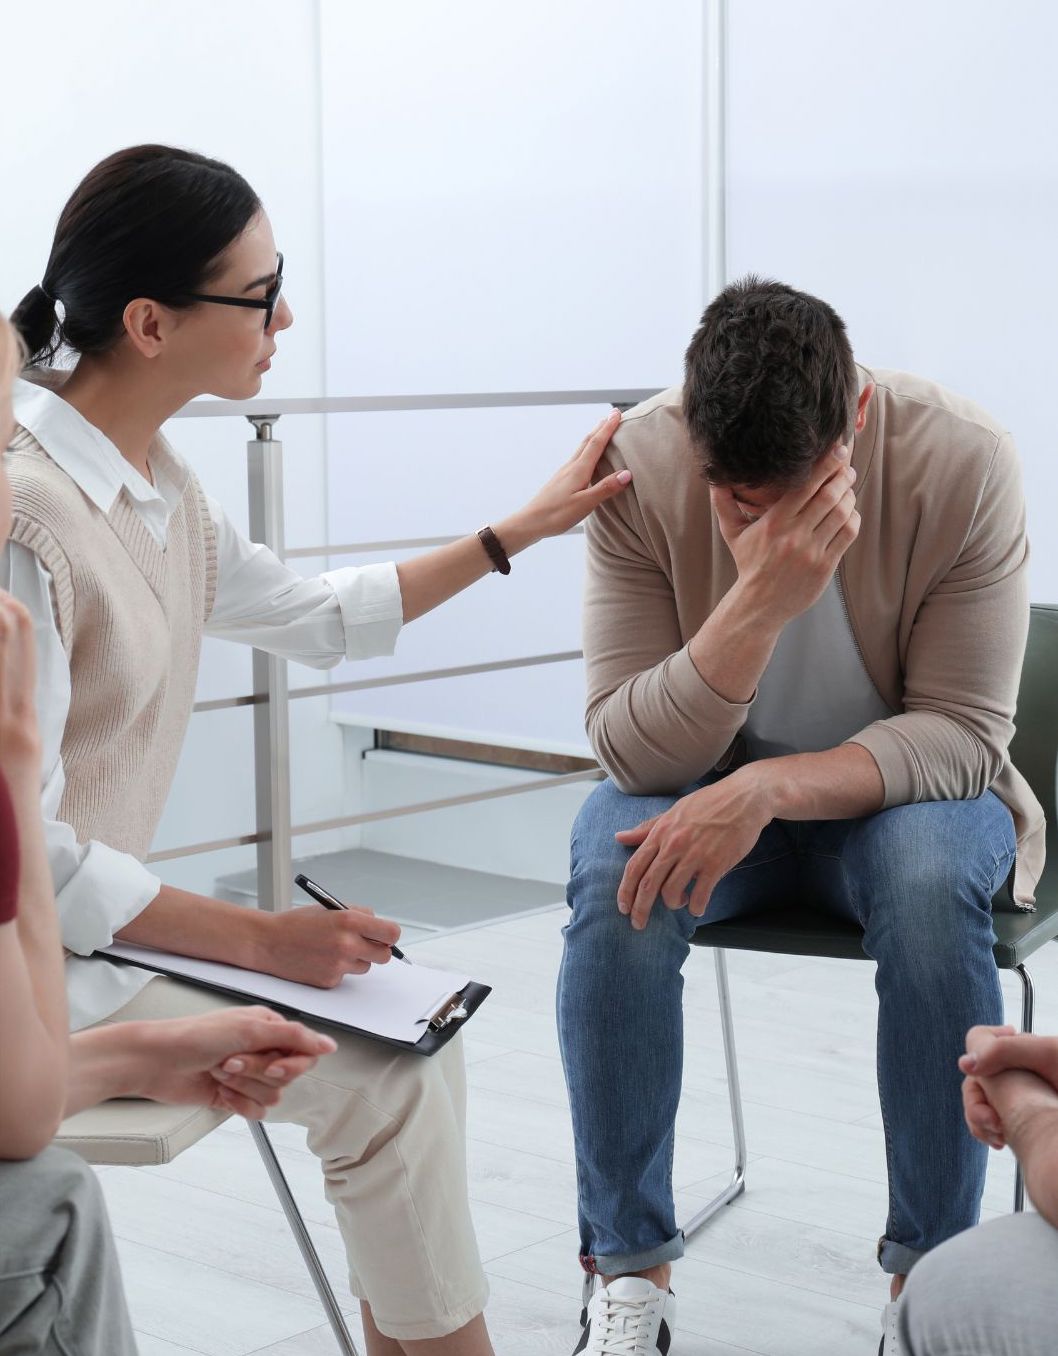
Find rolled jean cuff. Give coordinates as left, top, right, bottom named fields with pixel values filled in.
left=878, top=1235, right=925, bottom=1276
left=588, top=1231, right=685, bottom=1276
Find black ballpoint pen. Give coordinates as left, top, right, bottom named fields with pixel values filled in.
left=294, top=873, right=411, bottom=963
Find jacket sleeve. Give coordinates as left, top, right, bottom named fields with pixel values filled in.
left=582, top=464, right=753, bottom=793
left=847, top=433, right=1028, bottom=804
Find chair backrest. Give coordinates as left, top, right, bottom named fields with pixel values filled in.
left=1010, top=604, right=1058, bottom=861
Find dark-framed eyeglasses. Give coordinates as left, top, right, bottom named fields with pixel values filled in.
left=186, top=253, right=284, bottom=330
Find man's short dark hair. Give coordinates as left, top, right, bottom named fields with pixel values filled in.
left=683, top=275, right=858, bottom=488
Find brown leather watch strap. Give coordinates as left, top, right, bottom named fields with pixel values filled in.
left=477, top=525, right=512, bottom=575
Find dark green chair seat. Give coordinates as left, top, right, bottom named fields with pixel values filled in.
left=683, top=604, right=1058, bottom=1237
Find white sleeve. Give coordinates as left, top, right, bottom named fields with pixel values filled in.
left=0, top=542, right=161, bottom=956
left=205, top=496, right=404, bottom=667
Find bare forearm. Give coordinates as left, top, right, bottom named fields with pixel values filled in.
left=116, top=884, right=268, bottom=970
left=395, top=513, right=538, bottom=624
left=686, top=579, right=784, bottom=704
left=0, top=933, right=69, bottom=1157
left=8, top=763, right=67, bottom=1040
left=986, top=1079, right=1058, bottom=1228
left=740, top=742, right=885, bottom=822
left=65, top=1022, right=159, bottom=1116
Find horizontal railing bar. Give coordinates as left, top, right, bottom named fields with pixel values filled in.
left=172, top=389, right=659, bottom=420
left=285, top=525, right=585, bottom=559
left=192, top=650, right=583, bottom=713
left=146, top=766, right=603, bottom=863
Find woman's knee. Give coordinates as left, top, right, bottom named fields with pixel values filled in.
left=902, top=1214, right=1058, bottom=1355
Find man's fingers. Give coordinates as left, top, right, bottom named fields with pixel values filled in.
left=617, top=841, right=656, bottom=915
left=615, top=815, right=659, bottom=846
left=686, top=874, right=716, bottom=918
left=774, top=444, right=851, bottom=518
left=630, top=853, right=675, bottom=930
left=825, top=507, right=860, bottom=554
left=660, top=864, right=695, bottom=912
left=710, top=486, right=751, bottom=538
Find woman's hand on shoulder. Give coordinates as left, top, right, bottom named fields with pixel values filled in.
left=504, top=409, right=631, bottom=548
left=0, top=589, right=41, bottom=780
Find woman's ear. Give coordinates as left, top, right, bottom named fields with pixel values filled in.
left=122, top=298, right=168, bottom=360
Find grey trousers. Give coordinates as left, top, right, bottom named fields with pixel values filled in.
left=0, top=1147, right=137, bottom=1355
left=901, top=1211, right=1058, bottom=1355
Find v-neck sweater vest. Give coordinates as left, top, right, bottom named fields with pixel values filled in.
left=6, top=428, right=218, bottom=861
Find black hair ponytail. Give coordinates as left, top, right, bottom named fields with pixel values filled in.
left=10, top=285, right=60, bottom=365
left=11, top=144, right=262, bottom=368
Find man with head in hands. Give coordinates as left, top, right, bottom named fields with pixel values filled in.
left=557, top=276, right=1043, bottom=1356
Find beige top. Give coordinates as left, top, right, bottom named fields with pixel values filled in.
left=583, top=367, right=1045, bottom=907
left=7, top=428, right=217, bottom=860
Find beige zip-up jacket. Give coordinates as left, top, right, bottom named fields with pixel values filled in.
left=583, top=367, right=1045, bottom=908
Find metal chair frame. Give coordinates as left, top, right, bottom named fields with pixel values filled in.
left=248, top=1121, right=360, bottom=1354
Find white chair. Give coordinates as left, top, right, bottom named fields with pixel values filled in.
left=57, top=1101, right=360, bottom=1354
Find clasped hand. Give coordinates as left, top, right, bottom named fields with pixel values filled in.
left=960, top=1025, right=1058, bottom=1151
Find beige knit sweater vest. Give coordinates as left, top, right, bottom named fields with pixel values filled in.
left=6, top=428, right=218, bottom=860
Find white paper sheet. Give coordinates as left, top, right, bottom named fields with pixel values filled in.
left=102, top=942, right=472, bottom=1045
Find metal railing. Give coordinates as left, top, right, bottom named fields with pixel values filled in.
left=146, top=388, right=661, bottom=907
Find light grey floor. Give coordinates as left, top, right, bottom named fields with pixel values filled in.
left=216, top=848, right=567, bottom=931
left=95, top=905, right=1049, bottom=1356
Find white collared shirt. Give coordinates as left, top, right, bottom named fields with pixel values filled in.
left=4, top=377, right=405, bottom=1029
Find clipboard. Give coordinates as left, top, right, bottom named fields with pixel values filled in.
left=98, top=941, right=491, bottom=1057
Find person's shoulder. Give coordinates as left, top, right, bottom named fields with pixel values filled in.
left=869, top=367, right=1009, bottom=457
left=609, top=386, right=697, bottom=479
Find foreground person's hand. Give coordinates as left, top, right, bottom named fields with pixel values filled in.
left=118, top=1007, right=337, bottom=1118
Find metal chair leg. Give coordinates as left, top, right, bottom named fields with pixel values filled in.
left=1011, top=963, right=1035, bottom=1214
left=248, top=1120, right=360, bottom=1355
left=682, top=949, right=748, bottom=1240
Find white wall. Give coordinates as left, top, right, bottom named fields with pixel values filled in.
left=726, top=0, right=1058, bottom=601
left=318, top=0, right=708, bottom=751
left=1, top=0, right=345, bottom=894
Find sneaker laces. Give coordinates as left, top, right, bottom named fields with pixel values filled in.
left=592, top=1289, right=661, bottom=1355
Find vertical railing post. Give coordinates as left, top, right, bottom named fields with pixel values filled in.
left=246, top=415, right=292, bottom=913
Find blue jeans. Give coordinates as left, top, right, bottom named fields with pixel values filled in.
left=556, top=774, right=1017, bottom=1277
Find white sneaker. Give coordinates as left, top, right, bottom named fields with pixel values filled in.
left=879, top=1299, right=901, bottom=1355
left=574, top=1275, right=676, bottom=1354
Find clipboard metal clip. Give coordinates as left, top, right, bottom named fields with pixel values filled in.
left=422, top=991, right=470, bottom=1032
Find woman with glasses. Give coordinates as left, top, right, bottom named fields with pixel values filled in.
left=4, top=144, right=629, bottom=1356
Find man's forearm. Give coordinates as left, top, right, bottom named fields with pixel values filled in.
left=116, top=884, right=268, bottom=970
left=739, top=742, right=885, bottom=822
left=686, top=578, right=785, bottom=704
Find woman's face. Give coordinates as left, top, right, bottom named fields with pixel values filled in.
left=162, top=211, right=294, bottom=401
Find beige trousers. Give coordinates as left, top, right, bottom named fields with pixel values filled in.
left=100, top=975, right=489, bottom=1342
